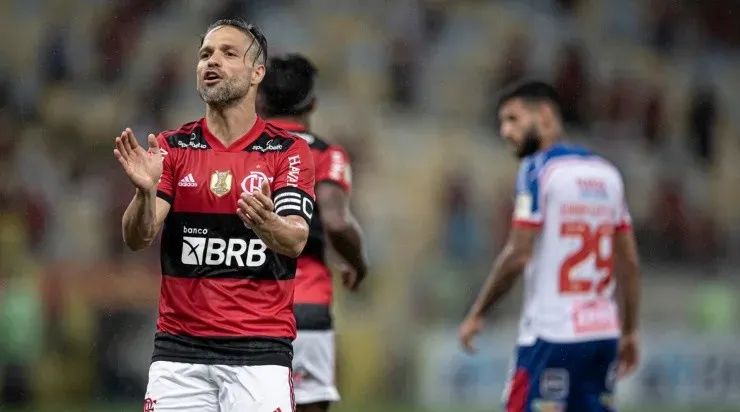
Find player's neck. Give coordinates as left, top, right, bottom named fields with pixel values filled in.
left=205, top=103, right=258, bottom=147
left=539, top=131, right=565, bottom=152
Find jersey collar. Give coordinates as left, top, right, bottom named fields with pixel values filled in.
left=267, top=119, right=307, bottom=133
left=201, top=116, right=266, bottom=152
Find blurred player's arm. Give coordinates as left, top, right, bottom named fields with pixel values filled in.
left=461, top=160, right=542, bottom=352
left=238, top=139, right=315, bottom=258
left=614, top=186, right=640, bottom=336
left=468, top=160, right=541, bottom=318
left=318, top=184, right=367, bottom=271
left=614, top=228, right=640, bottom=335
left=467, top=226, right=536, bottom=318
left=614, top=212, right=641, bottom=377
left=116, top=130, right=172, bottom=251
left=316, top=146, right=368, bottom=283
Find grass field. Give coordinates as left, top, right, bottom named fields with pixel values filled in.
left=8, top=403, right=740, bottom=412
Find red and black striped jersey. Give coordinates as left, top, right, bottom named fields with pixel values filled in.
left=268, top=120, right=352, bottom=331
left=153, top=116, right=315, bottom=367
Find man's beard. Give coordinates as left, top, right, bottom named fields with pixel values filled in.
left=516, top=125, right=542, bottom=159
left=198, top=77, right=250, bottom=109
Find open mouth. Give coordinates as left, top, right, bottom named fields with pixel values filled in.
left=203, top=71, right=222, bottom=84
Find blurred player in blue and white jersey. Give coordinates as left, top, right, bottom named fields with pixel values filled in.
left=460, top=81, right=641, bottom=412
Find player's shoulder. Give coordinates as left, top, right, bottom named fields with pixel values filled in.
left=539, top=143, right=591, bottom=164
left=158, top=119, right=208, bottom=150
left=280, top=128, right=335, bottom=153
left=308, top=134, right=346, bottom=157
left=304, top=132, right=333, bottom=152
left=242, top=122, right=312, bottom=154
left=533, top=144, right=618, bottom=173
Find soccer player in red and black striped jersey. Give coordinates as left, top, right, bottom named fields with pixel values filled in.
left=113, top=19, right=315, bottom=412
left=258, top=54, right=368, bottom=412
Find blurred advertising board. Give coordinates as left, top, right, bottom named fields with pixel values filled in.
left=415, top=326, right=740, bottom=409
left=619, top=331, right=740, bottom=406
left=415, top=326, right=515, bottom=408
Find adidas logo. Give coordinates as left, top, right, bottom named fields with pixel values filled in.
left=178, top=173, right=198, bottom=187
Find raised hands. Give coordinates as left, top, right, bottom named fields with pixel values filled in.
left=113, top=128, right=163, bottom=193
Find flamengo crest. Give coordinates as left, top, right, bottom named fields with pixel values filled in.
left=241, top=171, right=274, bottom=194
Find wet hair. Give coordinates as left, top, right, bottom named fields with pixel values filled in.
left=201, top=18, right=267, bottom=65
left=496, top=80, right=563, bottom=119
left=259, top=53, right=318, bottom=117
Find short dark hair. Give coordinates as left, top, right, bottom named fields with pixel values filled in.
left=201, top=18, right=267, bottom=65
left=259, top=54, right=318, bottom=117
left=496, top=80, right=563, bottom=118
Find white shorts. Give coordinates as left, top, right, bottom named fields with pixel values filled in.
left=144, top=361, right=294, bottom=412
left=292, top=330, right=340, bottom=405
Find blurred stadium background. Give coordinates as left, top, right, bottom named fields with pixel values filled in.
left=1, top=0, right=740, bottom=411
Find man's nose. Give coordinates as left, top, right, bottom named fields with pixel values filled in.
left=207, top=56, right=222, bottom=67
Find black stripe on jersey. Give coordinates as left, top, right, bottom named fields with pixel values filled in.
left=303, top=196, right=326, bottom=261
left=161, top=212, right=297, bottom=280
left=302, top=228, right=326, bottom=261
left=307, top=137, right=329, bottom=151
left=294, top=304, right=332, bottom=330
left=157, top=190, right=174, bottom=204
left=244, top=133, right=296, bottom=153
left=273, top=187, right=314, bottom=224
left=152, top=332, right=293, bottom=367
left=165, top=126, right=211, bottom=151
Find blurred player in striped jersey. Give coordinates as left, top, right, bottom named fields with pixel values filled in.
left=258, top=54, right=369, bottom=412
left=460, top=81, right=641, bottom=412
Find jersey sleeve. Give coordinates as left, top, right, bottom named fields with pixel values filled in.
left=512, top=158, right=543, bottom=228
left=272, top=138, right=316, bottom=224
left=156, top=133, right=176, bottom=204
left=315, top=145, right=352, bottom=193
left=615, top=176, right=632, bottom=232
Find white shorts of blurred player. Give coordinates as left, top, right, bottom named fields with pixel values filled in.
left=292, top=330, right=340, bottom=405
left=144, top=361, right=294, bottom=412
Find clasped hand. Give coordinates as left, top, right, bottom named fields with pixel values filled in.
left=237, top=180, right=277, bottom=229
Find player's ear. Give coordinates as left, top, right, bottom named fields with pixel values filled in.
left=534, top=104, right=549, bottom=129
left=540, top=104, right=558, bottom=131
left=251, top=64, right=266, bottom=86
left=307, top=96, right=317, bottom=113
